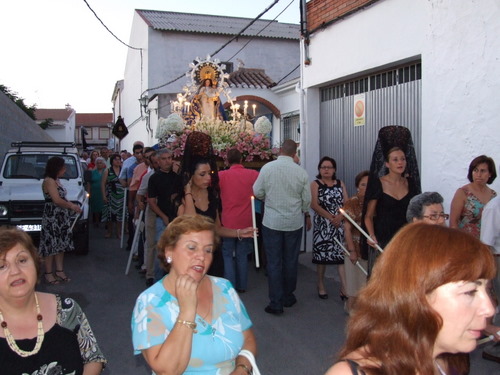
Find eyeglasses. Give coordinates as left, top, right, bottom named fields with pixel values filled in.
left=422, top=213, right=450, bottom=221
left=320, top=166, right=334, bottom=170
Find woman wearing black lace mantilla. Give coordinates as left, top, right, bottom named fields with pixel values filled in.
left=362, top=126, right=421, bottom=275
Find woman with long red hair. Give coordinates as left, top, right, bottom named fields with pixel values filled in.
left=325, top=223, right=496, bottom=375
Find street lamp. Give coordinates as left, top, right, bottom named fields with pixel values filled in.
left=138, top=95, right=149, bottom=115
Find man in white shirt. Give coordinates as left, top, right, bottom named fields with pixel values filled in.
left=253, top=139, right=311, bottom=315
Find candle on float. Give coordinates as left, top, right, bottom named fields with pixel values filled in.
left=244, top=100, right=248, bottom=118
left=234, top=104, right=240, bottom=120
left=339, top=208, right=384, bottom=253
left=252, top=104, right=256, bottom=116
left=251, top=196, right=260, bottom=268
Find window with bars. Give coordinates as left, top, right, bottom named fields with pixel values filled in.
left=321, top=62, right=421, bottom=101
left=282, top=112, right=300, bottom=142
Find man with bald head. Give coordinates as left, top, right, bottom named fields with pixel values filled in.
left=253, top=139, right=311, bottom=315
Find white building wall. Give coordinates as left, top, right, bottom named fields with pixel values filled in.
left=422, top=0, right=500, bottom=205
left=303, top=0, right=500, bottom=210
left=303, top=0, right=425, bottom=89
left=120, top=13, right=151, bottom=149
left=273, top=79, right=299, bottom=115
left=45, top=111, right=76, bottom=143
left=147, top=31, right=299, bottom=98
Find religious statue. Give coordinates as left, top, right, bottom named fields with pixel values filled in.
left=197, top=78, right=221, bottom=120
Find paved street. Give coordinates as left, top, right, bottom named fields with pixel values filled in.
left=38, top=225, right=499, bottom=374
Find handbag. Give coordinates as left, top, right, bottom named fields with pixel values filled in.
left=238, top=349, right=261, bottom=375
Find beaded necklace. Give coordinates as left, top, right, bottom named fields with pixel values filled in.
left=0, top=293, right=44, bottom=357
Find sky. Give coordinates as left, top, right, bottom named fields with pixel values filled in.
left=0, top=0, right=300, bottom=113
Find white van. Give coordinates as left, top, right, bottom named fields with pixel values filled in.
left=0, top=142, right=90, bottom=254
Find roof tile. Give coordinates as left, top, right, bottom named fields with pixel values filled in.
left=35, top=109, right=73, bottom=122
left=227, top=68, right=275, bottom=88
left=76, top=113, right=113, bottom=126
left=136, top=9, right=300, bottom=40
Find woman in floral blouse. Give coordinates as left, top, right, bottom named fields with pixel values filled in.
left=131, top=214, right=257, bottom=375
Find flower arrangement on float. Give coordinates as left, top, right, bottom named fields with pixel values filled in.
left=156, top=114, right=279, bottom=165
left=155, top=55, right=279, bottom=165
left=156, top=115, right=278, bottom=165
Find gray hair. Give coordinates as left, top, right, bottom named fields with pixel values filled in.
left=406, top=192, right=444, bottom=222
left=157, top=148, right=172, bottom=156
left=95, top=157, right=106, bottom=164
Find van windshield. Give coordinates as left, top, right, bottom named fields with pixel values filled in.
left=3, top=154, right=79, bottom=179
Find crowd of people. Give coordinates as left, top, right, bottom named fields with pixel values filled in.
left=1, top=125, right=499, bottom=374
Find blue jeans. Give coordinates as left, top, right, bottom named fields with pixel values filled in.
left=262, top=226, right=303, bottom=310
left=154, top=217, right=167, bottom=281
left=222, top=238, right=253, bottom=291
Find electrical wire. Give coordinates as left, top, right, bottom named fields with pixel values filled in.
left=144, top=0, right=283, bottom=94
left=225, top=0, right=295, bottom=62
left=82, top=0, right=142, bottom=50
left=275, top=64, right=300, bottom=86
left=210, top=0, right=279, bottom=58
left=82, top=0, right=295, bottom=109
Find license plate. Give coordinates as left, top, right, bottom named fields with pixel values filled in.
left=17, top=224, right=42, bottom=232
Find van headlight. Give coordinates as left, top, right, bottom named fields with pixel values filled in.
left=0, top=204, right=8, bottom=217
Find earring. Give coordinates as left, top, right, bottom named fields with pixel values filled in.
left=166, top=256, right=172, bottom=264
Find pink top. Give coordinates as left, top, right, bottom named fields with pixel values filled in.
left=219, top=164, right=259, bottom=229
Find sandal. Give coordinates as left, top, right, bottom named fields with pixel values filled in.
left=55, top=270, right=71, bottom=282
left=44, top=272, right=60, bottom=285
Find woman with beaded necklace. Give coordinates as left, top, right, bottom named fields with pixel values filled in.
left=0, top=227, right=106, bottom=374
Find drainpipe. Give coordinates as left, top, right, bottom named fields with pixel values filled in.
left=299, top=0, right=308, bottom=168
left=298, top=41, right=306, bottom=168
left=299, top=0, right=308, bottom=252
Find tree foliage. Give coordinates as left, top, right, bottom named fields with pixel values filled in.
left=0, top=84, right=37, bottom=120
left=38, top=118, right=53, bottom=130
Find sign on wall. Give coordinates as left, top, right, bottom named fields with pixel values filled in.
left=354, top=93, right=365, bottom=126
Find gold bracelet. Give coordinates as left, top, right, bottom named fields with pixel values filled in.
left=176, top=319, right=197, bottom=333
left=236, top=363, right=252, bottom=375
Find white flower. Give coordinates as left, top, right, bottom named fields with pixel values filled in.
left=164, top=113, right=185, bottom=133
left=254, top=116, right=272, bottom=134
left=155, top=117, right=168, bottom=139
left=156, top=114, right=185, bottom=139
